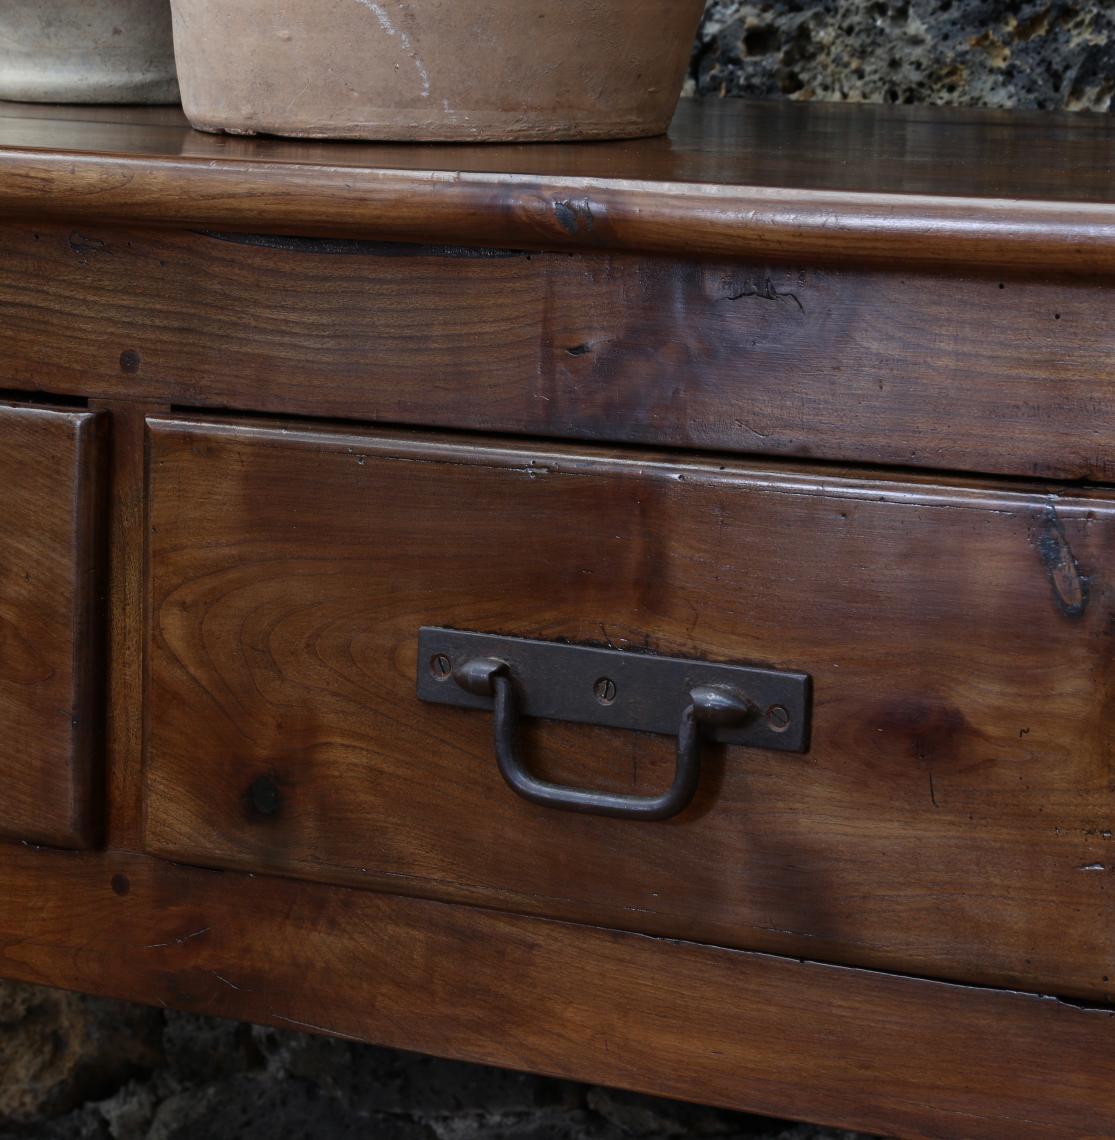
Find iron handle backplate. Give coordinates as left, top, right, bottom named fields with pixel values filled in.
left=417, top=629, right=812, bottom=822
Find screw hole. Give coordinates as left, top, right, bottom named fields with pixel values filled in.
left=767, top=705, right=791, bottom=732
left=430, top=654, right=452, bottom=680
left=593, top=677, right=617, bottom=705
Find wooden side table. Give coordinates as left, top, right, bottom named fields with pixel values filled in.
left=0, top=97, right=1113, bottom=1139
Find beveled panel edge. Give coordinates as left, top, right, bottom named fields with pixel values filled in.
left=143, top=412, right=1115, bottom=508
left=68, top=407, right=110, bottom=850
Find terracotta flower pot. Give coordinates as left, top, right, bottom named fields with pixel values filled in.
left=0, top=0, right=179, bottom=104
left=169, top=0, right=706, bottom=142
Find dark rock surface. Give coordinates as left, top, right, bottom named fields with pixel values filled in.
left=0, top=984, right=873, bottom=1140
left=0, top=985, right=161, bottom=1127
left=692, top=0, right=1115, bottom=111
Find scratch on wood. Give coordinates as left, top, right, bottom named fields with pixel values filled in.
left=718, top=274, right=805, bottom=314
left=734, top=418, right=772, bottom=440
left=271, top=1014, right=367, bottom=1042
left=144, top=927, right=210, bottom=951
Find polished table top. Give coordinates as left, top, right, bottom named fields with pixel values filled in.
left=0, top=98, right=1112, bottom=271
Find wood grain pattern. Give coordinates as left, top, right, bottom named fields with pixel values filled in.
left=0, top=102, right=1112, bottom=272
left=3, top=843, right=1115, bottom=1140
left=0, top=403, right=106, bottom=848
left=5, top=99, right=1115, bottom=1138
left=4, top=224, right=1115, bottom=481
left=147, top=418, right=1115, bottom=1001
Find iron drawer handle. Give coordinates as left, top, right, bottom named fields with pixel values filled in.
left=453, top=657, right=754, bottom=821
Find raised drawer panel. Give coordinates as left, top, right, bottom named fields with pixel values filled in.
left=0, top=404, right=105, bottom=848
left=146, top=418, right=1115, bottom=999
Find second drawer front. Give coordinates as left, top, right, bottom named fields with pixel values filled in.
left=146, top=418, right=1115, bottom=1000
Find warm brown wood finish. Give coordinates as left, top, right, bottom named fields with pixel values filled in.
left=147, top=418, right=1115, bottom=1001
left=3, top=99, right=1115, bottom=1138
left=3, top=844, right=1115, bottom=1140
left=0, top=402, right=105, bottom=848
left=3, top=224, right=1115, bottom=480
left=0, top=101, right=1113, bottom=272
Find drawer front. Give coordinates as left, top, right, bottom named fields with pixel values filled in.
left=0, top=404, right=105, bottom=848
left=146, top=418, right=1115, bottom=999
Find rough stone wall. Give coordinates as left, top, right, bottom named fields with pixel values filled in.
left=692, top=0, right=1115, bottom=111
left=3, top=2, right=1113, bottom=1138
left=0, top=982, right=869, bottom=1140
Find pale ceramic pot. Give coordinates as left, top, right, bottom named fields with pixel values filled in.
left=0, top=0, right=179, bottom=104
left=169, top=0, right=706, bottom=142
